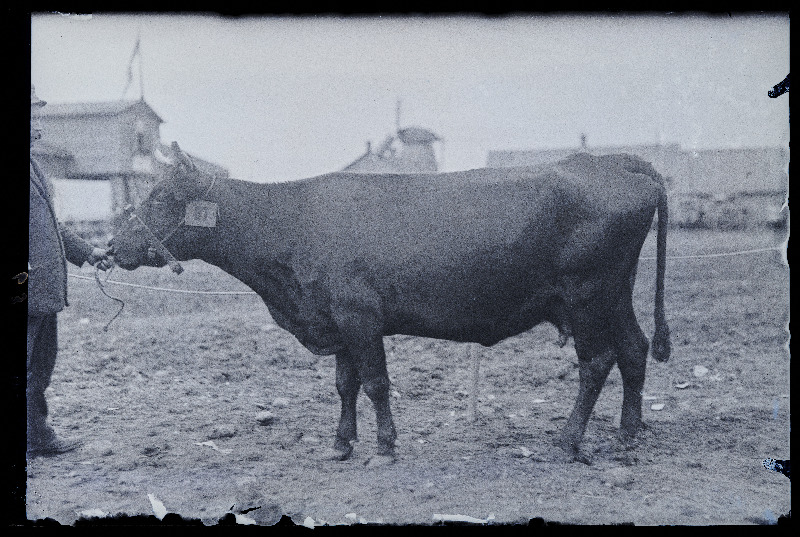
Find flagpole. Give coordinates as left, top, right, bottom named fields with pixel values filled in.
left=122, top=35, right=141, bottom=100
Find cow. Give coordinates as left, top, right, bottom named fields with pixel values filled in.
left=109, top=143, right=670, bottom=465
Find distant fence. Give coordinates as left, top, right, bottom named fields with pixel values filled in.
left=670, top=194, right=787, bottom=231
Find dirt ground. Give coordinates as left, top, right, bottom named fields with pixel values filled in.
left=23, top=229, right=790, bottom=526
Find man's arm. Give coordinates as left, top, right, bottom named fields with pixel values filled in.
left=58, top=222, right=100, bottom=268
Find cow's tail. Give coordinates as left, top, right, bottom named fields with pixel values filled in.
left=650, top=183, right=671, bottom=362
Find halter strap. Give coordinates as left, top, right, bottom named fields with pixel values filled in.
left=129, top=212, right=184, bottom=274
left=159, top=174, right=218, bottom=245
left=127, top=174, right=218, bottom=274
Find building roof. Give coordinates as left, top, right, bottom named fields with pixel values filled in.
left=40, top=99, right=164, bottom=123
left=487, top=143, right=681, bottom=168
left=397, top=127, right=440, bottom=145
left=486, top=147, right=579, bottom=169
left=36, top=97, right=231, bottom=179
left=30, top=141, right=73, bottom=159
left=683, top=147, right=789, bottom=196
left=342, top=126, right=441, bottom=174
left=486, top=144, right=788, bottom=197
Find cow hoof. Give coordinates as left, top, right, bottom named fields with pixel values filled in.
left=556, top=436, right=578, bottom=458
left=573, top=450, right=593, bottom=465
left=327, top=441, right=354, bottom=461
left=364, top=454, right=396, bottom=468
left=322, top=447, right=353, bottom=461
left=617, top=430, right=640, bottom=450
left=556, top=436, right=591, bottom=465
left=618, top=420, right=647, bottom=447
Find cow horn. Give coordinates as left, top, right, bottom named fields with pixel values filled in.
left=171, top=141, right=196, bottom=170
left=153, top=146, right=176, bottom=166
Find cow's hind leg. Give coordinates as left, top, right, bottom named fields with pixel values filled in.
left=331, top=350, right=361, bottom=460
left=558, top=347, right=616, bottom=463
left=615, top=303, right=650, bottom=445
left=558, top=299, right=617, bottom=463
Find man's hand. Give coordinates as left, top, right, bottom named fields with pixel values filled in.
left=88, top=247, right=113, bottom=271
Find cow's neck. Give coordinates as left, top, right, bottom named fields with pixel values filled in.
left=200, top=178, right=303, bottom=297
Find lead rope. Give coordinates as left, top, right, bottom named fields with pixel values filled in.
left=94, top=264, right=125, bottom=331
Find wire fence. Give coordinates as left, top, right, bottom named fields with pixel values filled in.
left=637, top=245, right=784, bottom=261
left=68, top=274, right=258, bottom=295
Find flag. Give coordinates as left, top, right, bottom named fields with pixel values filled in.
left=122, top=36, right=141, bottom=97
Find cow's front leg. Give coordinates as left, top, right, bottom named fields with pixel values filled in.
left=332, top=350, right=361, bottom=460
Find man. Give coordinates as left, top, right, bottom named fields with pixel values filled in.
left=28, top=84, right=113, bottom=457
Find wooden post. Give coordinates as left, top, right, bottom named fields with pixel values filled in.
left=469, top=343, right=480, bottom=423
left=138, top=33, right=145, bottom=100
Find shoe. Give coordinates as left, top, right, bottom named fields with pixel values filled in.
left=27, top=437, right=83, bottom=458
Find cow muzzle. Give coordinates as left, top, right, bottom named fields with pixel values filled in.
left=125, top=213, right=184, bottom=274
left=111, top=214, right=184, bottom=274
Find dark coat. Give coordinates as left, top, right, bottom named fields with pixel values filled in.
left=110, top=151, right=672, bottom=459
left=29, top=158, right=94, bottom=314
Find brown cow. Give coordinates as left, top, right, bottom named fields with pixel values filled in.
left=109, top=145, right=670, bottom=464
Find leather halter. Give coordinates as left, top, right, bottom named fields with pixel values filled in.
left=124, top=174, right=218, bottom=274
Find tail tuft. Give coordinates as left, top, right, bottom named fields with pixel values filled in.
left=651, top=325, right=671, bottom=362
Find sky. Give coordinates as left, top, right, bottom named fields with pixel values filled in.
left=31, top=13, right=790, bottom=183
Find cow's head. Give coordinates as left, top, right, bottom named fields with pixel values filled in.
left=109, top=142, right=215, bottom=272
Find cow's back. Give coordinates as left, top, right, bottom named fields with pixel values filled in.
left=297, top=154, right=661, bottom=267
left=299, top=167, right=567, bottom=265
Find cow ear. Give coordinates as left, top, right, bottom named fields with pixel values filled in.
left=170, top=142, right=203, bottom=201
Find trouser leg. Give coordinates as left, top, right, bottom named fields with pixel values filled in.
left=27, top=314, right=58, bottom=447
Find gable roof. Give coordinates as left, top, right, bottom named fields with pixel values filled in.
left=397, top=127, right=440, bottom=145
left=342, top=149, right=404, bottom=173
left=37, top=98, right=168, bottom=175
left=342, top=126, right=441, bottom=174
left=40, top=99, right=164, bottom=123
left=30, top=140, right=74, bottom=159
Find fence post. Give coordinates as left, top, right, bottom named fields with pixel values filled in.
left=469, top=343, right=481, bottom=423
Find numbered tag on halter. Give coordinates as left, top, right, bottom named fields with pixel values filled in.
left=184, top=201, right=218, bottom=227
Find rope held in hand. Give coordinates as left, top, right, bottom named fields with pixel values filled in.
left=94, top=265, right=125, bottom=331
